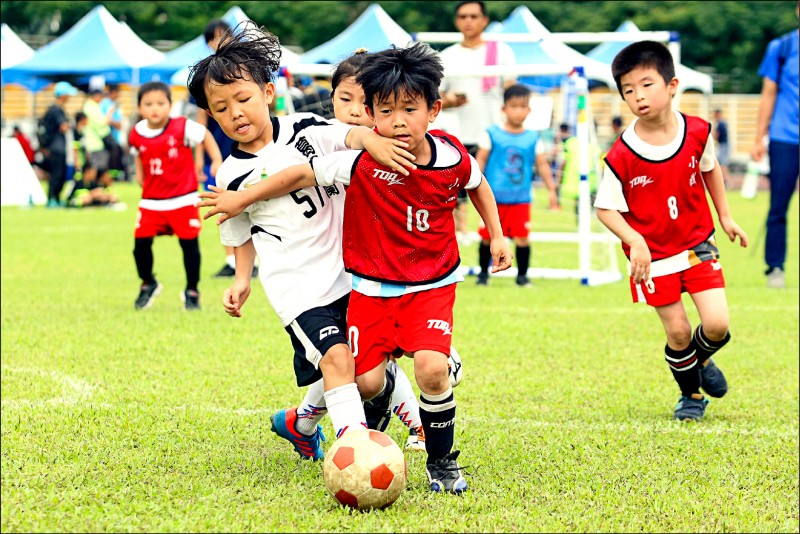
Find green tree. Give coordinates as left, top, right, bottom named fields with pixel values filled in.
left=1, top=1, right=796, bottom=93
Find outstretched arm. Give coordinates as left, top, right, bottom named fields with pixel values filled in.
left=466, top=180, right=513, bottom=272
left=197, top=163, right=316, bottom=223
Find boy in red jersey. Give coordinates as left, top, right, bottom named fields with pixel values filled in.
left=129, top=81, right=223, bottom=311
left=594, top=41, right=748, bottom=422
left=199, top=42, right=513, bottom=493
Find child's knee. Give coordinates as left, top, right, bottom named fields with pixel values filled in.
left=699, top=321, right=729, bottom=341
left=319, top=344, right=355, bottom=377
left=413, top=350, right=449, bottom=394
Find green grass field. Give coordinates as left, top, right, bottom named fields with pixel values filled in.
left=2, top=182, right=798, bottom=532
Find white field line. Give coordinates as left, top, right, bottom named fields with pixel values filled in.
left=2, top=391, right=796, bottom=439
left=1, top=366, right=97, bottom=408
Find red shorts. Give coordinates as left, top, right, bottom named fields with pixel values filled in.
left=347, top=284, right=456, bottom=376
left=478, top=203, right=530, bottom=240
left=630, top=260, right=726, bottom=307
left=135, top=205, right=202, bottom=240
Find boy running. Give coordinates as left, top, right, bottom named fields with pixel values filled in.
left=199, top=42, right=513, bottom=493
left=187, top=23, right=415, bottom=455
left=594, top=41, right=748, bottom=421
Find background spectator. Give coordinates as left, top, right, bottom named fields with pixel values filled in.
left=40, top=81, right=78, bottom=207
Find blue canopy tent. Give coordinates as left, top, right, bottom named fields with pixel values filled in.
left=587, top=20, right=712, bottom=94
left=163, top=6, right=301, bottom=86
left=4, top=5, right=164, bottom=88
left=299, top=3, right=412, bottom=65
left=500, top=6, right=616, bottom=92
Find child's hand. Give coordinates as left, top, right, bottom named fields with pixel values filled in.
left=209, top=159, right=222, bottom=179
left=223, top=281, right=251, bottom=318
left=197, top=185, right=247, bottom=224
left=362, top=134, right=416, bottom=176
left=489, top=237, right=514, bottom=273
left=720, top=215, right=748, bottom=248
left=629, top=237, right=651, bottom=284
left=548, top=190, right=560, bottom=211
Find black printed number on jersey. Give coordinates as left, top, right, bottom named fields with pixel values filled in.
left=291, top=187, right=327, bottom=218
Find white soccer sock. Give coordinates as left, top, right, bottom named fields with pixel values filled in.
left=226, top=254, right=235, bottom=268
left=294, top=378, right=328, bottom=436
left=391, top=362, right=422, bottom=430
left=324, top=382, right=367, bottom=438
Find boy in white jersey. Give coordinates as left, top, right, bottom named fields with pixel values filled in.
left=594, top=41, right=748, bottom=422
left=187, top=23, right=415, bottom=459
left=198, top=43, right=513, bottom=494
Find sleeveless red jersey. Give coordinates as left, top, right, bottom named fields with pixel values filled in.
left=343, top=130, right=472, bottom=284
left=604, top=114, right=714, bottom=261
left=128, top=117, right=199, bottom=200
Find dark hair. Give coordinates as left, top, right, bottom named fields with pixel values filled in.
left=503, top=83, right=531, bottom=103
left=612, top=116, right=622, bottom=128
left=107, top=83, right=120, bottom=93
left=74, top=111, right=87, bottom=123
left=611, top=40, right=675, bottom=98
left=455, top=1, right=487, bottom=17
left=332, top=48, right=370, bottom=94
left=204, top=19, right=232, bottom=45
left=188, top=21, right=282, bottom=111
left=356, top=42, right=443, bottom=112
left=137, top=81, right=171, bottom=105
left=559, top=122, right=569, bottom=132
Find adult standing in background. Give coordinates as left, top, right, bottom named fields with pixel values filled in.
left=750, top=3, right=799, bottom=289
left=41, top=81, right=78, bottom=207
left=82, top=87, right=113, bottom=185
left=100, top=84, right=126, bottom=180
left=439, top=0, right=517, bottom=241
left=712, top=109, right=731, bottom=188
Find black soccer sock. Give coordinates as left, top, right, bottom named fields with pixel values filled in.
left=516, top=245, right=531, bottom=278
left=419, top=388, right=456, bottom=463
left=692, top=325, right=731, bottom=365
left=133, top=237, right=155, bottom=284
left=363, top=367, right=396, bottom=432
left=179, top=238, right=201, bottom=291
left=478, top=242, right=491, bottom=275
left=664, top=344, right=701, bottom=398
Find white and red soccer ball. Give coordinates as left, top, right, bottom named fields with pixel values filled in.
left=322, top=429, right=407, bottom=510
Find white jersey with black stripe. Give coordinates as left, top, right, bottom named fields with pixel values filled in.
left=214, top=113, right=352, bottom=326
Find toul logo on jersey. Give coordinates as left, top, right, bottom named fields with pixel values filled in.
left=427, top=319, right=452, bottom=336
left=630, top=175, right=654, bottom=188
left=373, top=169, right=404, bottom=186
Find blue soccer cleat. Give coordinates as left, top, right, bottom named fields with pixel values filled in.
left=673, top=396, right=709, bottom=422
left=699, top=358, right=728, bottom=398
left=270, top=407, right=326, bottom=461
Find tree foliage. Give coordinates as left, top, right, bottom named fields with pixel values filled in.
left=1, top=1, right=797, bottom=93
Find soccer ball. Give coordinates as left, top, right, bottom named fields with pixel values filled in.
left=448, top=346, right=463, bottom=388
left=322, top=429, right=407, bottom=510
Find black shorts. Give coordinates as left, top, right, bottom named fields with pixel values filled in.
left=457, top=144, right=480, bottom=204
left=285, top=293, right=350, bottom=387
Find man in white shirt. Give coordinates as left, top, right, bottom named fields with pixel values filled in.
left=438, top=0, right=516, bottom=237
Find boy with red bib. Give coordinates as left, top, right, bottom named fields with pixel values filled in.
left=199, top=42, right=513, bottom=493
left=594, top=41, right=748, bottom=422
left=129, top=81, right=223, bottom=310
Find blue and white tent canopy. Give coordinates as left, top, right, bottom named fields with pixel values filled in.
left=158, top=5, right=301, bottom=86
left=500, top=6, right=617, bottom=90
left=1, top=23, right=34, bottom=70
left=299, top=3, right=412, bottom=65
left=587, top=20, right=712, bottom=94
left=4, top=5, right=163, bottom=86
left=1, top=23, right=49, bottom=90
